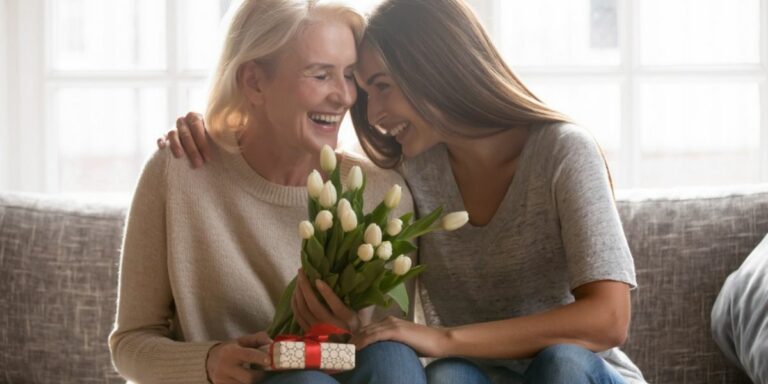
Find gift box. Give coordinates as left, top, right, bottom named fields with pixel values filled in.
left=267, top=340, right=355, bottom=371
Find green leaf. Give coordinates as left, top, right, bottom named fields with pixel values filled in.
left=339, top=263, right=364, bottom=296
left=353, top=258, right=385, bottom=294
left=306, top=237, right=330, bottom=276
left=391, top=240, right=417, bottom=257
left=267, top=277, right=297, bottom=338
left=334, top=226, right=363, bottom=270
left=325, top=221, right=342, bottom=270
left=301, top=250, right=321, bottom=282
left=325, top=273, right=339, bottom=290
left=399, top=212, right=414, bottom=226
left=308, top=198, right=319, bottom=222
left=400, top=206, right=443, bottom=240
left=387, top=282, right=410, bottom=314
left=366, top=201, right=390, bottom=228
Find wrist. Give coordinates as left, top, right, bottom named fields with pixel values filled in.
left=205, top=342, right=222, bottom=383
left=439, top=327, right=459, bottom=358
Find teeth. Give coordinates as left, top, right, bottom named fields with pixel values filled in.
left=309, top=113, right=342, bottom=124
left=389, top=122, right=407, bottom=136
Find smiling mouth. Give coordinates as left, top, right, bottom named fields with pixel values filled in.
left=308, top=113, right=343, bottom=126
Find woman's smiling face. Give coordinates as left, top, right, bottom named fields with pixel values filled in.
left=256, top=19, right=358, bottom=152
left=355, top=43, right=442, bottom=159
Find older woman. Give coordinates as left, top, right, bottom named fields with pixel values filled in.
left=109, top=1, right=426, bottom=383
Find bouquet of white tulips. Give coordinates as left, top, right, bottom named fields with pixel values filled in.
left=267, top=145, right=468, bottom=338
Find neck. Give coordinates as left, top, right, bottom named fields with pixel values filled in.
left=237, top=122, right=321, bottom=186
left=444, top=126, right=529, bottom=172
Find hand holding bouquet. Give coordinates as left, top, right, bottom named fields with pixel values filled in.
left=267, top=145, right=468, bottom=338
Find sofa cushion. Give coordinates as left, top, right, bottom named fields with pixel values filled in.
left=617, top=186, right=768, bottom=384
left=0, top=193, right=126, bottom=383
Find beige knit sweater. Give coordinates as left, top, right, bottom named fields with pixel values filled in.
left=108, top=144, right=412, bottom=383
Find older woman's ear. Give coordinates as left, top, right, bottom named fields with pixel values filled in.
left=239, top=60, right=268, bottom=106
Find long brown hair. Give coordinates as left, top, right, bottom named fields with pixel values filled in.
left=351, top=0, right=571, bottom=169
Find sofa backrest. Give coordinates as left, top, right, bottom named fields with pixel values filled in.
left=0, top=193, right=126, bottom=383
left=1, top=188, right=767, bottom=383
left=617, top=187, right=768, bottom=384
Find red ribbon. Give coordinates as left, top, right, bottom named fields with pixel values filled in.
left=270, top=324, right=350, bottom=370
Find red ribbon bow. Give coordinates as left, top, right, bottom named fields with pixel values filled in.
left=270, top=324, right=350, bottom=370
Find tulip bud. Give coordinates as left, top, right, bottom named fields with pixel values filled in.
left=306, top=170, right=323, bottom=199
left=340, top=208, right=358, bottom=232
left=320, top=145, right=337, bottom=173
left=337, top=198, right=352, bottom=217
left=442, top=211, right=469, bottom=231
left=384, top=184, right=402, bottom=209
left=393, top=255, right=412, bottom=276
left=299, top=220, right=314, bottom=240
left=364, top=223, right=382, bottom=246
left=386, top=218, right=403, bottom=236
left=357, top=243, right=374, bottom=262
left=346, top=165, right=363, bottom=191
left=376, top=241, right=392, bottom=260
left=314, top=210, right=333, bottom=232
left=318, top=181, right=337, bottom=208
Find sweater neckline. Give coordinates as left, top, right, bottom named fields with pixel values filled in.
left=219, top=146, right=357, bottom=207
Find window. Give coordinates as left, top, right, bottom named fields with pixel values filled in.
left=2, top=0, right=766, bottom=196
left=480, top=0, right=767, bottom=188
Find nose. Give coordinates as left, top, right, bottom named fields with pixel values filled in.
left=330, top=76, right=356, bottom=109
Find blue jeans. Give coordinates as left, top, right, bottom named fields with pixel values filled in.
left=263, top=341, right=426, bottom=384
left=425, top=344, right=627, bottom=384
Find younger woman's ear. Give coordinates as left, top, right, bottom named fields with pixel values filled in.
left=239, top=61, right=268, bottom=106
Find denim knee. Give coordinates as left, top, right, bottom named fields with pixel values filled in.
left=342, top=341, right=426, bottom=384
left=264, top=370, right=339, bottom=384
left=524, top=344, right=625, bottom=384
left=426, top=358, right=493, bottom=384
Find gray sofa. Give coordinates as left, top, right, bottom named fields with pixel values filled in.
left=1, top=187, right=767, bottom=383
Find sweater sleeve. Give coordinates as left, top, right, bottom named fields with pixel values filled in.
left=108, top=149, right=218, bottom=384
left=552, top=126, right=637, bottom=291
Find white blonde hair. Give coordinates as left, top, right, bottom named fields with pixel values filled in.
left=205, top=0, right=364, bottom=152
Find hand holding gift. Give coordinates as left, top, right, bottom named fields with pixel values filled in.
left=264, top=145, right=468, bottom=371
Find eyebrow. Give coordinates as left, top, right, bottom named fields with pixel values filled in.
left=304, top=63, right=355, bottom=71
left=365, top=72, right=386, bottom=86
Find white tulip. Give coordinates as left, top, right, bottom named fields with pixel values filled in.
left=393, top=255, right=412, bottom=276
left=318, top=181, right=337, bottom=208
left=299, top=220, right=314, bottom=240
left=386, top=218, right=403, bottom=236
left=376, top=241, right=392, bottom=260
left=357, top=243, right=374, bottom=262
left=314, top=210, right=333, bottom=232
left=384, top=184, right=402, bottom=209
left=306, top=170, right=323, bottom=199
left=364, top=223, right=382, bottom=246
left=347, top=165, right=363, bottom=191
left=442, top=211, right=469, bottom=231
left=320, top=145, right=337, bottom=173
left=340, top=208, right=358, bottom=232
left=337, top=198, right=352, bottom=217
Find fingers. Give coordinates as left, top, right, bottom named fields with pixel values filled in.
left=156, top=136, right=167, bottom=149
left=176, top=117, right=205, bottom=168
left=352, top=316, right=400, bottom=350
left=238, top=331, right=272, bottom=348
left=207, top=341, right=270, bottom=384
left=296, top=270, right=338, bottom=325
left=315, top=280, right=357, bottom=327
left=165, top=129, right=183, bottom=158
left=185, top=112, right=212, bottom=162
